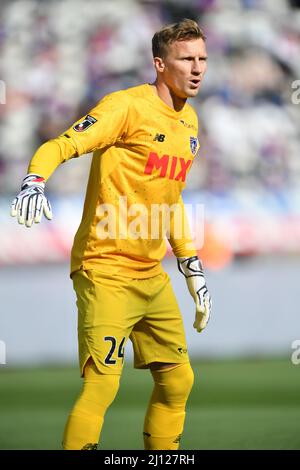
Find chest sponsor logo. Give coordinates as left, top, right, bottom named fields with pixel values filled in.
left=144, top=152, right=192, bottom=182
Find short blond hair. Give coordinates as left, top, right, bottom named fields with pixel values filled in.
left=152, top=18, right=206, bottom=59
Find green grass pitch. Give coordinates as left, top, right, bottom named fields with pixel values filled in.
left=0, top=357, right=299, bottom=450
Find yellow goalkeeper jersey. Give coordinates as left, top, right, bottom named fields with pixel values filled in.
left=29, top=84, right=200, bottom=278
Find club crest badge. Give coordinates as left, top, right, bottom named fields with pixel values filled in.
left=190, top=136, right=199, bottom=156
left=73, top=115, right=97, bottom=132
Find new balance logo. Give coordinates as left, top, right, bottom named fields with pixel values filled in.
left=81, top=443, right=98, bottom=450
left=173, top=434, right=182, bottom=444
left=178, top=347, right=187, bottom=355
left=144, top=152, right=192, bottom=182
left=153, top=133, right=165, bottom=142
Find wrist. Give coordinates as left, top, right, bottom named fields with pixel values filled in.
left=177, top=256, right=203, bottom=277
left=22, top=174, right=45, bottom=190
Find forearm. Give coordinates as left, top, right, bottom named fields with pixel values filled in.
left=28, top=135, right=78, bottom=181
left=170, top=238, right=197, bottom=258
left=168, top=195, right=197, bottom=258
left=177, top=255, right=211, bottom=333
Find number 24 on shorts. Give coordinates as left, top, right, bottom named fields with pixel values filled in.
left=104, top=336, right=126, bottom=365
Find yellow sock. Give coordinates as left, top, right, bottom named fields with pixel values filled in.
left=62, top=359, right=120, bottom=450
left=143, top=363, right=194, bottom=450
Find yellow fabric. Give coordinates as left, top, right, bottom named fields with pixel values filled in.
left=28, top=84, right=199, bottom=278
left=72, top=268, right=190, bottom=376
left=62, top=359, right=120, bottom=450
left=28, top=138, right=77, bottom=179
left=143, top=363, right=194, bottom=450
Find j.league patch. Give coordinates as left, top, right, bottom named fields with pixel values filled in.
left=73, top=115, right=97, bottom=132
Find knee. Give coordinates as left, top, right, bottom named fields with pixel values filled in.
left=76, top=359, right=120, bottom=416
left=182, top=362, right=194, bottom=395
left=152, top=362, right=194, bottom=407
left=173, top=363, right=194, bottom=400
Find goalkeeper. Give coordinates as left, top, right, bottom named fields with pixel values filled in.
left=11, top=18, right=211, bottom=450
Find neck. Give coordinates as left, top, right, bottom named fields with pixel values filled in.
left=151, top=80, right=186, bottom=112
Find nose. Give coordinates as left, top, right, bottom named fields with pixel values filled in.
left=192, top=59, right=202, bottom=75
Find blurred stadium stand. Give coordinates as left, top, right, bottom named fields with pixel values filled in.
left=0, top=0, right=300, bottom=267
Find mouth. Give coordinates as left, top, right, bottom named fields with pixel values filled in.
left=189, top=79, right=201, bottom=87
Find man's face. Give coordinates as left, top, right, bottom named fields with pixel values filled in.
left=155, top=38, right=207, bottom=99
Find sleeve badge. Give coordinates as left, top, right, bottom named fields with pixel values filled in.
left=73, top=115, right=97, bottom=132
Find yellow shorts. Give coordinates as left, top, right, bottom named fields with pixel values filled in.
left=72, top=269, right=190, bottom=376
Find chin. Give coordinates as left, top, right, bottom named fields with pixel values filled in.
left=186, top=89, right=199, bottom=98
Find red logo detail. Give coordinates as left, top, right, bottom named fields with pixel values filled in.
left=33, top=177, right=45, bottom=183
left=144, top=152, right=192, bottom=182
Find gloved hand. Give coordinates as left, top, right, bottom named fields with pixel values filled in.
left=10, top=174, right=52, bottom=228
left=177, top=255, right=211, bottom=332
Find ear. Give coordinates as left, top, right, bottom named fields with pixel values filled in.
left=153, top=56, right=165, bottom=73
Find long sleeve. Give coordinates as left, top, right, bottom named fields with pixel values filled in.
left=28, top=91, right=129, bottom=181
left=167, top=194, right=197, bottom=258
left=28, top=137, right=78, bottom=181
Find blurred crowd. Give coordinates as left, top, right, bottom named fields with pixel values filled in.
left=0, top=0, right=300, bottom=197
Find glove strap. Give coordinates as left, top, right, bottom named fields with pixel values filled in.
left=21, top=174, right=45, bottom=190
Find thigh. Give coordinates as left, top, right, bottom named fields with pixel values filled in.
left=73, top=269, right=146, bottom=376
left=130, top=271, right=190, bottom=369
